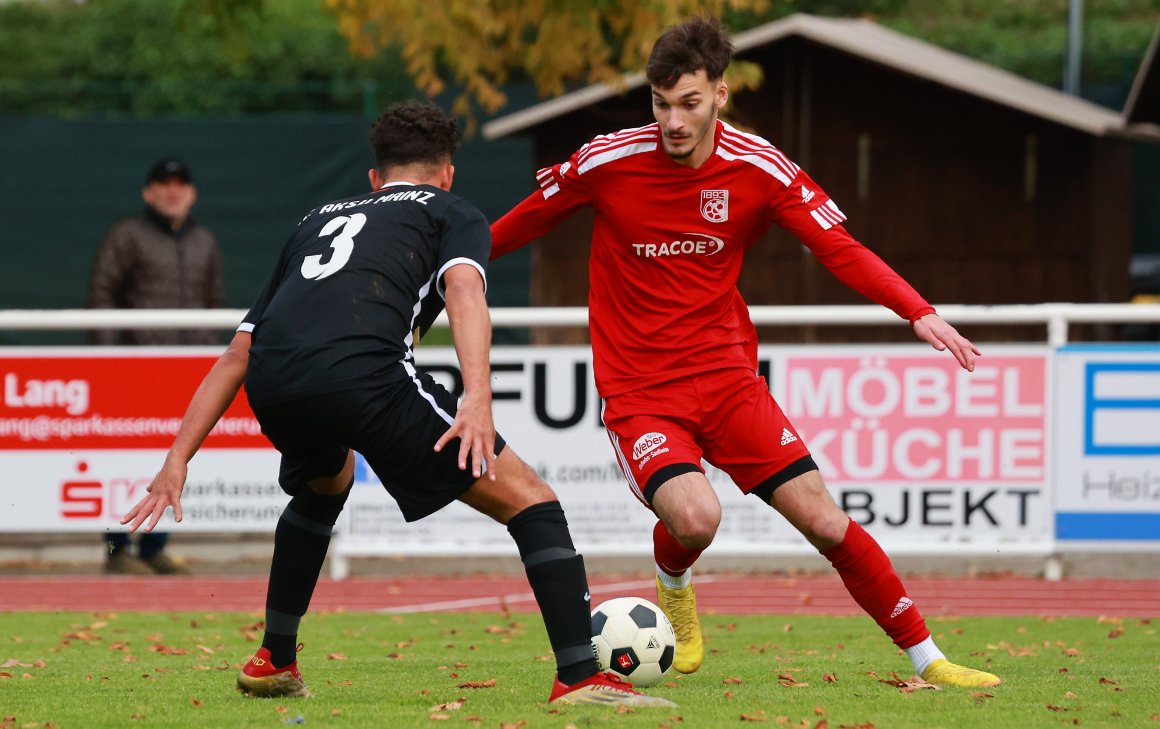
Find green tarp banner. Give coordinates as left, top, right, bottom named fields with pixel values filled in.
left=0, top=115, right=531, bottom=343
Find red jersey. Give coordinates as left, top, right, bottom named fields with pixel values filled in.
left=490, top=120, right=934, bottom=397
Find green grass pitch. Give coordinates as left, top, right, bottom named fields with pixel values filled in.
left=1, top=611, right=1156, bottom=728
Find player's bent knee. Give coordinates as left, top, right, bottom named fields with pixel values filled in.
left=798, top=508, right=850, bottom=548
left=669, top=512, right=719, bottom=551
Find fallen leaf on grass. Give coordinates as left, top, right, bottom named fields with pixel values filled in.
left=327, top=653, right=347, bottom=661
left=428, top=714, right=451, bottom=721
left=1045, top=705, right=1070, bottom=712
left=724, top=677, right=743, bottom=684
left=780, top=679, right=809, bottom=688
left=877, top=675, right=940, bottom=693
left=195, top=645, right=214, bottom=654
left=740, top=712, right=767, bottom=722
left=723, top=690, right=734, bottom=699
left=190, top=699, right=202, bottom=707
left=837, top=723, right=876, bottom=729
left=457, top=679, right=496, bottom=689
left=823, top=673, right=838, bottom=683
left=970, top=692, right=995, bottom=700
left=499, top=722, right=528, bottom=728
left=1064, top=691, right=1078, bottom=699
left=1098, top=677, right=1117, bottom=685
left=1108, top=628, right=1125, bottom=639
left=429, top=700, right=464, bottom=712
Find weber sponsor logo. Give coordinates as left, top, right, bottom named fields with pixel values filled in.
left=633, top=432, right=668, bottom=460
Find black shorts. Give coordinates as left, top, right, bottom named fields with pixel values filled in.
left=249, top=369, right=506, bottom=522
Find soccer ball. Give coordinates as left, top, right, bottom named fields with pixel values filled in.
left=590, top=596, right=676, bottom=687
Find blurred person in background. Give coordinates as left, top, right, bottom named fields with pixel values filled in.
left=87, top=156, right=223, bottom=575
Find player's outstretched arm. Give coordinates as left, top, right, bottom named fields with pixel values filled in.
left=121, top=332, right=252, bottom=532
left=912, top=313, right=981, bottom=372
left=435, top=264, right=497, bottom=481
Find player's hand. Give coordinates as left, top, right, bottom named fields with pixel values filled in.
left=121, top=457, right=187, bottom=533
left=434, top=390, right=497, bottom=480
left=912, top=313, right=981, bottom=371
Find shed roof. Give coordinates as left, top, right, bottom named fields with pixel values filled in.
left=483, top=13, right=1131, bottom=140
left=1124, top=20, right=1160, bottom=127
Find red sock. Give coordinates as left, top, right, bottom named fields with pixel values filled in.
left=653, top=520, right=703, bottom=576
left=820, top=518, right=929, bottom=648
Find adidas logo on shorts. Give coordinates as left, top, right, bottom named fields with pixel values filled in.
left=780, top=428, right=798, bottom=446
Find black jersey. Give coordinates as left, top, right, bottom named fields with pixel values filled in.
left=240, top=181, right=490, bottom=407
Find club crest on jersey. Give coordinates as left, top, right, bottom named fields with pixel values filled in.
left=700, top=190, right=729, bottom=223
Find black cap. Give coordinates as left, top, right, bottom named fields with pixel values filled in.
left=146, top=157, right=192, bottom=184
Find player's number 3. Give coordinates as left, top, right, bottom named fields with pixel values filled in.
left=301, top=213, right=366, bottom=280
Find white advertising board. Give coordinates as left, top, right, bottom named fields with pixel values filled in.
left=0, top=348, right=287, bottom=532
left=0, top=345, right=1055, bottom=556
left=336, top=345, right=1054, bottom=557
left=1053, top=344, right=1160, bottom=548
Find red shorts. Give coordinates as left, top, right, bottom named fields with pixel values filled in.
left=602, top=367, right=812, bottom=506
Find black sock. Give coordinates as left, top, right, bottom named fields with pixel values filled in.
left=262, top=482, right=351, bottom=667
left=261, top=632, right=298, bottom=668
left=507, top=501, right=600, bottom=685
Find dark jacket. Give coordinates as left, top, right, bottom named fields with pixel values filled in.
left=87, top=207, right=225, bottom=345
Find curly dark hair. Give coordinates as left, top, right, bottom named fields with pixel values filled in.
left=368, top=101, right=461, bottom=173
left=645, top=16, right=734, bottom=88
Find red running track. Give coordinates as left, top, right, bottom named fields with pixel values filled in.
left=1, top=574, right=1157, bottom=617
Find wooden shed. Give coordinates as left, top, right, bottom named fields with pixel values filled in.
left=484, top=14, right=1160, bottom=344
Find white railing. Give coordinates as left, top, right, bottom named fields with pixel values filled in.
left=2, top=303, right=1160, bottom=346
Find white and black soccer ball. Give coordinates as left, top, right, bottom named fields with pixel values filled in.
left=590, top=596, right=676, bottom=687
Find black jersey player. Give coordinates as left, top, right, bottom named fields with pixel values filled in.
left=120, top=101, right=674, bottom=708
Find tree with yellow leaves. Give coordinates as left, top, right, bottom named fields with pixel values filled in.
left=326, top=0, right=770, bottom=120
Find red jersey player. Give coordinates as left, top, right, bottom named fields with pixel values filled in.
left=491, top=17, right=999, bottom=688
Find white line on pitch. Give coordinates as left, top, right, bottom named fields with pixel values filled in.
left=376, top=574, right=724, bottom=614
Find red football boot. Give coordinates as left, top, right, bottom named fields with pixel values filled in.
left=237, top=646, right=311, bottom=698
left=548, top=671, right=677, bottom=707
